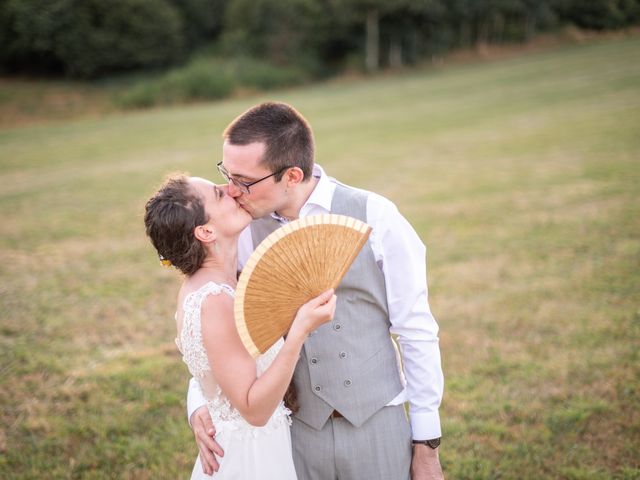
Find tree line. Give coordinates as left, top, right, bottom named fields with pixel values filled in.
left=1, top=0, right=638, bottom=79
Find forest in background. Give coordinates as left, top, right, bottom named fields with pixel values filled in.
left=2, top=0, right=639, bottom=80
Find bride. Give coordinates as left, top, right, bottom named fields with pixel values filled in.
left=144, top=174, right=336, bottom=479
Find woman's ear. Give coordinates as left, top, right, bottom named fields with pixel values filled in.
left=194, top=224, right=216, bottom=244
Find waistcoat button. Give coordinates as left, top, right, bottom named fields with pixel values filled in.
left=339, top=351, right=347, bottom=359
left=333, top=323, right=342, bottom=331
left=310, top=357, right=318, bottom=365
left=344, top=379, right=352, bottom=387
left=314, top=385, right=322, bottom=392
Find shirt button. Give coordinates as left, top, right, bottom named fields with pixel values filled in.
left=310, top=357, right=318, bottom=365
left=333, top=323, right=342, bottom=331
left=314, top=385, right=322, bottom=392
left=339, top=352, right=347, bottom=359
left=344, top=379, right=352, bottom=387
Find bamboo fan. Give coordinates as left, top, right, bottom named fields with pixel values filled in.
left=234, top=214, right=371, bottom=358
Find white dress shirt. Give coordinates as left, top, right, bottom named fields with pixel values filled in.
left=188, top=164, right=443, bottom=439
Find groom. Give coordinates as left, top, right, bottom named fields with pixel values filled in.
left=188, top=102, right=444, bottom=479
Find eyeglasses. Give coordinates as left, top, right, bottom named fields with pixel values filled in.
left=217, top=161, right=291, bottom=194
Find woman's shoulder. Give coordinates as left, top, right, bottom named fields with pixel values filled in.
left=199, top=289, right=236, bottom=346
left=200, top=289, right=233, bottom=320
left=178, top=278, right=232, bottom=325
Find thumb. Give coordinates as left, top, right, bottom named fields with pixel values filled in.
left=311, top=288, right=335, bottom=306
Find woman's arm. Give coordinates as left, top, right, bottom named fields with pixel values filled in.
left=201, top=289, right=335, bottom=426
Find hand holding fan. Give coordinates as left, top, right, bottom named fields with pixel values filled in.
left=234, top=214, right=371, bottom=357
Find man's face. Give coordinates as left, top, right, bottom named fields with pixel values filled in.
left=221, top=140, right=288, bottom=219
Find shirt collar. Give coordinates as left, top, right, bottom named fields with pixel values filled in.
left=304, top=164, right=334, bottom=212
left=270, top=164, right=334, bottom=223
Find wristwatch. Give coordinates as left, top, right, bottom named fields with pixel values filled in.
left=412, top=437, right=441, bottom=449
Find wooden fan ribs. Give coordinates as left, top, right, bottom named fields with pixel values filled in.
left=235, top=214, right=372, bottom=358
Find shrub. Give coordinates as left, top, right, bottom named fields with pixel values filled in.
left=117, top=58, right=234, bottom=108
left=116, top=82, right=164, bottom=109
left=163, top=59, right=234, bottom=100
left=229, top=57, right=307, bottom=90
left=116, top=55, right=309, bottom=109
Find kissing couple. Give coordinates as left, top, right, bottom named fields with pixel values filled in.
left=144, top=102, right=444, bottom=479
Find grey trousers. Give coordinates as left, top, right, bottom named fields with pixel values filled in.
left=291, top=405, right=412, bottom=480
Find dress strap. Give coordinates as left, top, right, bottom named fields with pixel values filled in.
left=183, top=281, right=234, bottom=324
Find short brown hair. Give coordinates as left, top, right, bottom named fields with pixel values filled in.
left=144, top=174, right=208, bottom=276
left=223, top=102, right=314, bottom=181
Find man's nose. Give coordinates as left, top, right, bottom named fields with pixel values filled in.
left=227, top=180, right=242, bottom=198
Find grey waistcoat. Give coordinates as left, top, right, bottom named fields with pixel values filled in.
left=250, top=181, right=404, bottom=430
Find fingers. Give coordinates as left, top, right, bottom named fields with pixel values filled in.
left=196, top=426, right=223, bottom=455
left=311, top=288, right=334, bottom=306
left=327, top=294, right=337, bottom=315
left=192, top=406, right=223, bottom=474
left=210, top=438, right=224, bottom=457
left=198, top=442, right=219, bottom=475
left=291, top=289, right=337, bottom=338
left=195, top=427, right=224, bottom=474
left=309, top=294, right=337, bottom=327
left=316, top=290, right=338, bottom=317
left=193, top=410, right=221, bottom=454
left=200, top=407, right=215, bottom=433
left=191, top=405, right=213, bottom=432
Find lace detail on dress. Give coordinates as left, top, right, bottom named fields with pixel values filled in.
left=176, top=281, right=291, bottom=436
left=177, top=282, right=234, bottom=380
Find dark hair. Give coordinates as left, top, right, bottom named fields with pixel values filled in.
left=223, top=102, right=314, bottom=181
left=283, top=381, right=299, bottom=414
left=144, top=174, right=208, bottom=276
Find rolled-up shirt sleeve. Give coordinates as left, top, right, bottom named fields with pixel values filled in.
left=187, top=376, right=207, bottom=426
left=369, top=194, right=444, bottom=440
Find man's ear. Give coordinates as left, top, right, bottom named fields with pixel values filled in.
left=194, top=224, right=216, bottom=243
left=285, top=167, right=305, bottom=186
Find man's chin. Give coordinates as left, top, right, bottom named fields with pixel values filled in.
left=239, top=204, right=259, bottom=219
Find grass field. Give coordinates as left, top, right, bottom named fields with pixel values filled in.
left=1, top=34, right=639, bottom=479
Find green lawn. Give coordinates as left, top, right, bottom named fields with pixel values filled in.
left=1, top=35, right=639, bottom=479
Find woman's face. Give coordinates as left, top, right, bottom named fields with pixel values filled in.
left=189, top=177, right=252, bottom=238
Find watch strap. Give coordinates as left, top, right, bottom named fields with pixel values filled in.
left=412, top=437, right=441, bottom=449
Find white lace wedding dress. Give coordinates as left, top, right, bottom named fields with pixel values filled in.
left=176, top=281, right=297, bottom=479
